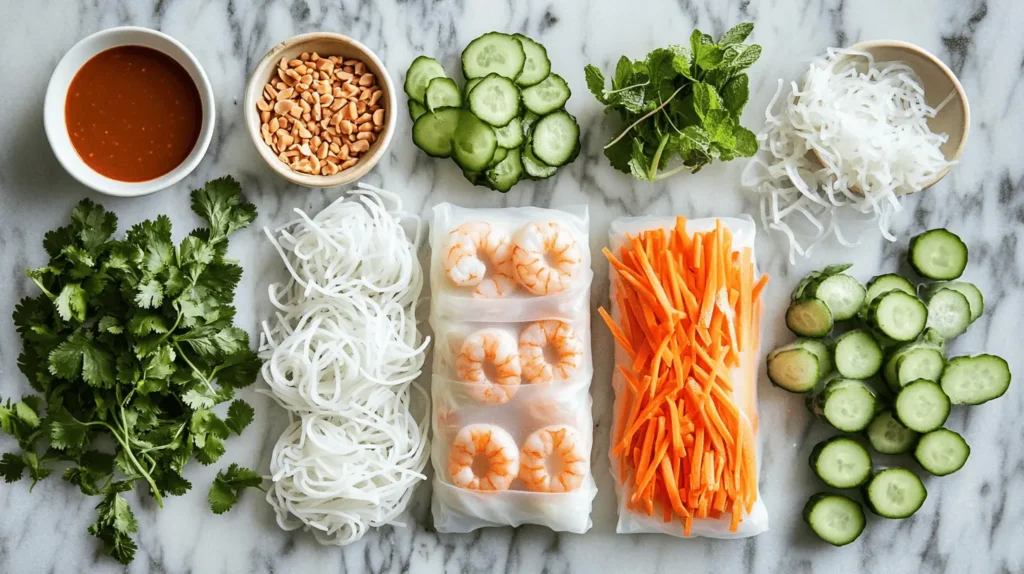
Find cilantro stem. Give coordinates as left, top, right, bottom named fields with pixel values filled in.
left=648, top=134, right=671, bottom=181
left=604, top=84, right=688, bottom=151
left=172, top=341, right=215, bottom=393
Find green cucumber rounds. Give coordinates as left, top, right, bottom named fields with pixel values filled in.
left=404, top=32, right=579, bottom=192
left=768, top=228, right=1012, bottom=548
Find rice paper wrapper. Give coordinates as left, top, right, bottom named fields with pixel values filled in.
left=606, top=215, right=769, bottom=539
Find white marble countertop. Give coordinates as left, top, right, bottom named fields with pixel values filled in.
left=1, top=0, right=1022, bottom=572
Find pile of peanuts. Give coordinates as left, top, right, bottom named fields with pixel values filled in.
left=256, top=52, right=386, bottom=176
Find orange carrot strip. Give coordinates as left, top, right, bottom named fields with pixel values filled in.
left=599, top=307, right=635, bottom=358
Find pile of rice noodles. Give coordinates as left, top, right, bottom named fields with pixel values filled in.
left=742, top=48, right=955, bottom=262
left=259, top=183, right=430, bottom=545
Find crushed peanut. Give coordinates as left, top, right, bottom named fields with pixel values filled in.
left=256, top=52, right=386, bottom=176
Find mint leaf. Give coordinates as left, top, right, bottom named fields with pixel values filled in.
left=612, top=56, right=635, bottom=89
left=720, top=22, right=754, bottom=45
left=209, top=463, right=263, bottom=514
left=692, top=82, right=721, bottom=120
left=0, top=453, right=26, bottom=482
left=727, top=44, right=761, bottom=72
left=732, top=125, right=759, bottom=156
left=628, top=139, right=652, bottom=181
left=191, top=177, right=257, bottom=244
left=584, top=64, right=606, bottom=102
left=604, top=139, right=633, bottom=173
left=55, top=283, right=88, bottom=322
left=225, top=400, right=254, bottom=435
left=721, top=74, right=749, bottom=116
left=48, top=332, right=116, bottom=388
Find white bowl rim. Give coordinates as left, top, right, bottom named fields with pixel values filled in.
left=43, top=26, right=216, bottom=198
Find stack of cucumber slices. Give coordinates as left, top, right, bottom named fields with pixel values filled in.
left=404, top=32, right=580, bottom=192
left=767, top=228, right=1011, bottom=547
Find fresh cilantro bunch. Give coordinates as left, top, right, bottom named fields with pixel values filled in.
left=0, top=177, right=262, bottom=564
left=585, top=23, right=762, bottom=181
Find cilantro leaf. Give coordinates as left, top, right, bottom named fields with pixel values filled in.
left=49, top=408, right=92, bottom=451
left=225, top=400, right=254, bottom=435
left=209, top=463, right=263, bottom=514
left=0, top=453, right=26, bottom=483
left=55, top=283, right=88, bottom=322
left=89, top=491, right=139, bottom=564
left=48, top=332, right=116, bottom=388
left=135, top=279, right=164, bottom=309
left=71, top=199, right=118, bottom=253
left=191, top=177, right=257, bottom=244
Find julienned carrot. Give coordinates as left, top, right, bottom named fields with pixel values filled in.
left=599, top=217, right=768, bottom=535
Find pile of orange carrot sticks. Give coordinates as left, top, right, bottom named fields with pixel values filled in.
left=598, top=217, right=768, bottom=535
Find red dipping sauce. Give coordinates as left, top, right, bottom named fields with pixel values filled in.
left=65, top=45, right=202, bottom=182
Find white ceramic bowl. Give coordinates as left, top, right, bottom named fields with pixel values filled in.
left=44, top=26, right=215, bottom=197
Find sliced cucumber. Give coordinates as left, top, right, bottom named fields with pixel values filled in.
left=408, top=99, right=426, bottom=121
left=522, top=144, right=557, bottom=180
left=925, top=281, right=983, bottom=323
left=521, top=111, right=540, bottom=138
left=863, top=468, right=926, bottom=519
left=404, top=56, right=446, bottom=103
left=940, top=354, right=1011, bottom=405
left=867, top=290, right=927, bottom=342
left=463, top=77, right=482, bottom=99
left=468, top=73, right=521, bottom=127
left=484, top=147, right=523, bottom=192
left=486, top=146, right=509, bottom=168
left=792, top=264, right=852, bottom=300
left=521, top=73, right=571, bottom=115
left=494, top=118, right=524, bottom=149
left=894, top=379, right=950, bottom=433
left=866, top=409, right=918, bottom=455
left=786, top=298, right=833, bottom=338
left=814, top=379, right=878, bottom=433
left=834, top=329, right=883, bottom=379
left=461, top=32, right=526, bottom=80
left=411, top=107, right=462, bottom=157
left=810, top=437, right=872, bottom=489
left=809, top=273, right=865, bottom=321
left=767, top=345, right=821, bottom=393
left=451, top=112, right=497, bottom=171
left=864, top=273, right=916, bottom=306
left=801, top=338, right=833, bottom=376
left=924, top=288, right=972, bottom=340
left=531, top=110, right=580, bottom=167
left=884, top=343, right=944, bottom=391
left=512, top=33, right=550, bottom=87
left=896, top=347, right=945, bottom=387
left=425, top=77, right=461, bottom=111
left=803, top=493, right=865, bottom=546
left=914, top=429, right=970, bottom=476
left=909, top=228, right=968, bottom=280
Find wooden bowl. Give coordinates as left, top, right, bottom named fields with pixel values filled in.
left=811, top=40, right=969, bottom=191
left=244, top=33, right=396, bottom=188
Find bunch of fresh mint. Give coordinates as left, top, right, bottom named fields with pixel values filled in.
left=585, top=23, right=762, bottom=181
left=0, top=177, right=263, bottom=564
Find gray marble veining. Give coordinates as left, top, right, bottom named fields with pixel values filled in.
left=1, top=0, right=1022, bottom=572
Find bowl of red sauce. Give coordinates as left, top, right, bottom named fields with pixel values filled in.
left=44, top=27, right=215, bottom=197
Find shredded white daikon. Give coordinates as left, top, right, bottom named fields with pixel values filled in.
left=742, top=48, right=954, bottom=262
left=260, top=183, right=430, bottom=546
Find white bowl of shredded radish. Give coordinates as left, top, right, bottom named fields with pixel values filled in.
left=743, top=40, right=969, bottom=262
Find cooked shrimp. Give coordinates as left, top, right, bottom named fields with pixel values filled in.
left=444, top=222, right=517, bottom=297
left=519, top=425, right=587, bottom=493
left=512, top=222, right=583, bottom=295
left=456, top=328, right=522, bottom=404
left=448, top=424, right=520, bottom=491
left=519, top=320, right=584, bottom=383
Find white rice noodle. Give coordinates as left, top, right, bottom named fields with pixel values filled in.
left=743, top=49, right=953, bottom=263
left=260, top=183, right=430, bottom=546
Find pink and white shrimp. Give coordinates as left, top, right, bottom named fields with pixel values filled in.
left=448, top=424, right=520, bottom=491
left=519, top=320, right=584, bottom=383
left=443, top=222, right=517, bottom=298
left=511, top=221, right=582, bottom=295
left=519, top=425, right=587, bottom=493
left=456, top=328, right=522, bottom=404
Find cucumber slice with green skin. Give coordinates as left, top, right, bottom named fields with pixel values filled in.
left=411, top=107, right=462, bottom=157
left=799, top=338, right=833, bottom=376
left=494, top=118, right=524, bottom=148
left=484, top=147, right=523, bottom=192
left=462, top=32, right=526, bottom=79
left=521, top=111, right=540, bottom=138
left=810, top=437, right=873, bottom=489
left=808, top=273, right=865, bottom=321
left=404, top=56, right=446, bottom=103
left=909, top=228, right=968, bottom=280
left=463, top=170, right=482, bottom=185
left=866, top=409, right=918, bottom=455
left=468, top=74, right=521, bottom=127
left=792, top=264, right=853, bottom=300
left=531, top=110, right=580, bottom=167
left=522, top=144, right=557, bottom=179
left=803, top=493, right=865, bottom=546
left=521, top=74, right=571, bottom=115
left=883, top=343, right=943, bottom=390
left=512, top=33, right=550, bottom=87
left=867, top=290, right=928, bottom=342
left=814, top=379, right=878, bottom=433
left=914, top=429, right=970, bottom=476
left=834, top=329, right=883, bottom=379
left=486, top=146, right=509, bottom=168
left=894, top=379, right=951, bottom=433
left=767, top=346, right=821, bottom=393
left=408, top=99, right=427, bottom=121
left=925, top=281, right=984, bottom=322
left=864, top=273, right=916, bottom=307
left=786, top=298, right=833, bottom=338
left=463, top=77, right=482, bottom=99
left=451, top=112, right=498, bottom=171
left=896, top=347, right=945, bottom=387
left=863, top=468, right=927, bottom=519
left=924, top=288, right=972, bottom=340
left=940, top=354, right=1012, bottom=405
left=425, top=77, right=462, bottom=111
